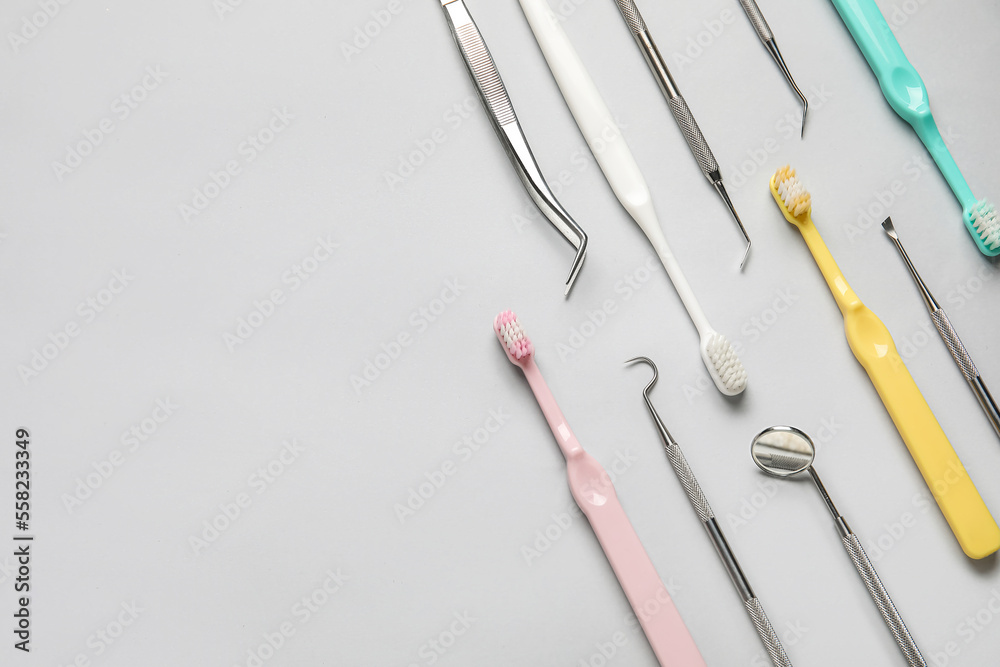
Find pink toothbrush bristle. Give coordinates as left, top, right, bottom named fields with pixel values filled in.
left=494, top=310, right=534, bottom=361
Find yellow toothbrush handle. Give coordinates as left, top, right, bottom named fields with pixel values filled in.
left=847, top=312, right=1000, bottom=559
left=798, top=217, right=862, bottom=315
left=775, top=181, right=999, bottom=558
left=799, top=214, right=998, bottom=558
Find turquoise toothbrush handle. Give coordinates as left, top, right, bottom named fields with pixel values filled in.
left=828, top=0, right=974, bottom=206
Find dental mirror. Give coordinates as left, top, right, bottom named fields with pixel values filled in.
left=749, top=425, right=927, bottom=666
left=751, top=425, right=815, bottom=477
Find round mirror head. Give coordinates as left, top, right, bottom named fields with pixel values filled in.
left=751, top=425, right=816, bottom=477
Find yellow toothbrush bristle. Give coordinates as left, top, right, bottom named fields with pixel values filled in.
left=773, top=165, right=812, bottom=217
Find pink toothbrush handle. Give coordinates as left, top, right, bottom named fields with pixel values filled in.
left=520, top=359, right=703, bottom=665
left=568, top=453, right=705, bottom=667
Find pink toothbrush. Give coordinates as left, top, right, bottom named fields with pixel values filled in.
left=494, top=310, right=705, bottom=667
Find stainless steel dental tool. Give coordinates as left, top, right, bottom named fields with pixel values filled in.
left=751, top=426, right=927, bottom=667
left=882, top=217, right=1000, bottom=441
left=735, top=0, right=809, bottom=137
left=438, top=0, right=588, bottom=295
left=627, top=358, right=790, bottom=666
left=609, top=0, right=751, bottom=268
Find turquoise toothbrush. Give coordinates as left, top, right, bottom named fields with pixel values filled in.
left=828, top=0, right=999, bottom=256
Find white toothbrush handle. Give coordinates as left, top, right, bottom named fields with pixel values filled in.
left=518, top=0, right=645, bottom=206
left=517, top=0, right=711, bottom=334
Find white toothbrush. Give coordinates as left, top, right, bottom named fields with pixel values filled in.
left=518, top=0, right=747, bottom=396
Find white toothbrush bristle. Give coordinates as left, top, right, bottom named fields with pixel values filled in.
left=705, top=333, right=747, bottom=395
left=773, top=165, right=811, bottom=217
left=494, top=310, right=533, bottom=363
left=970, top=200, right=1000, bottom=251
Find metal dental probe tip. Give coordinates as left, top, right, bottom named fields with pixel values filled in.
left=627, top=357, right=791, bottom=666
left=716, top=179, right=752, bottom=269
left=736, top=0, right=809, bottom=137
left=611, top=0, right=751, bottom=269
left=882, top=217, right=1000, bottom=440
left=439, top=0, right=588, bottom=295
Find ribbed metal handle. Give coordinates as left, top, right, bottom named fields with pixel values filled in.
left=613, top=0, right=647, bottom=34
left=930, top=308, right=1000, bottom=437
left=931, top=309, right=978, bottom=381
left=665, top=444, right=713, bottom=522
left=744, top=597, right=792, bottom=667
left=666, top=96, right=720, bottom=177
left=738, top=0, right=773, bottom=41
left=664, top=439, right=791, bottom=665
left=842, top=535, right=926, bottom=666
left=444, top=2, right=517, bottom=127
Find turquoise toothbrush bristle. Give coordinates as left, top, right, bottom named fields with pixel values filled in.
left=965, top=200, right=1000, bottom=256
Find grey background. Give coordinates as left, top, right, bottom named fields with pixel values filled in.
left=1, top=0, right=999, bottom=665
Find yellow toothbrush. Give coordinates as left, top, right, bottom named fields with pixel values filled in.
left=769, top=165, right=999, bottom=560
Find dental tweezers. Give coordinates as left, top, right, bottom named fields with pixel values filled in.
left=439, top=0, right=588, bottom=294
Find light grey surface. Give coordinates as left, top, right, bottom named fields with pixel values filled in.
left=1, top=0, right=999, bottom=665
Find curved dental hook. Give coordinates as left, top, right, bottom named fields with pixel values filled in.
left=625, top=356, right=657, bottom=395
left=624, top=357, right=677, bottom=446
